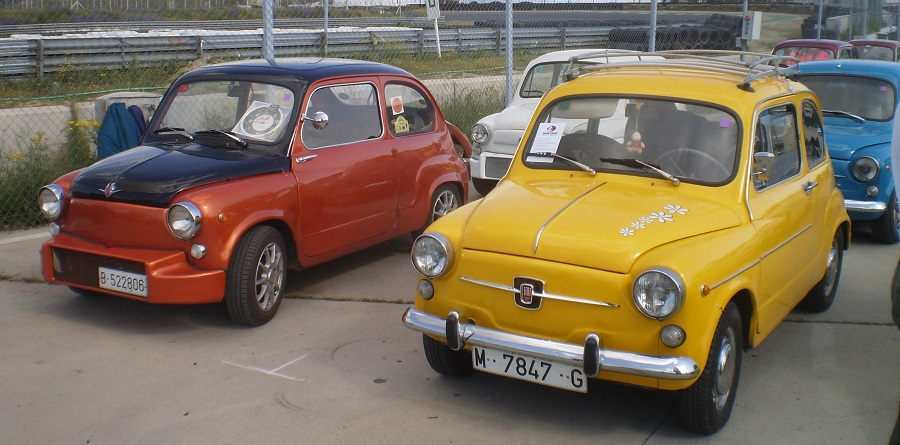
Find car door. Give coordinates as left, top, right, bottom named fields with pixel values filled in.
left=382, top=79, right=444, bottom=212
left=748, top=100, right=821, bottom=336
left=292, top=81, right=399, bottom=258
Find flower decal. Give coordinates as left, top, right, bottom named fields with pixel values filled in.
left=620, top=204, right=689, bottom=236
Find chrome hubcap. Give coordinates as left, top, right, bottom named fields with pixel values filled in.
left=432, top=190, right=458, bottom=221
left=713, top=326, right=737, bottom=410
left=255, top=241, right=284, bottom=311
left=822, top=238, right=839, bottom=296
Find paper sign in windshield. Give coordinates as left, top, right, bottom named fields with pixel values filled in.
left=526, top=123, right=566, bottom=163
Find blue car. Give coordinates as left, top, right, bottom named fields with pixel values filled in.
left=798, top=60, right=900, bottom=244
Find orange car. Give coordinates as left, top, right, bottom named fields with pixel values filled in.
left=38, top=58, right=470, bottom=326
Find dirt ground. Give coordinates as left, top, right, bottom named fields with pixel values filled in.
left=747, top=12, right=806, bottom=53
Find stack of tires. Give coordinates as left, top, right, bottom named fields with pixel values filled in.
left=608, top=14, right=742, bottom=51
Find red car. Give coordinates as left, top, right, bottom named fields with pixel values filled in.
left=38, top=58, right=471, bottom=326
left=850, top=39, right=900, bottom=62
left=772, top=39, right=859, bottom=65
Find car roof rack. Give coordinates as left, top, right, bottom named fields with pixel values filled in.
left=563, top=50, right=800, bottom=93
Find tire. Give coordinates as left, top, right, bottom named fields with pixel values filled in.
left=799, top=229, right=844, bottom=313
left=414, top=184, right=461, bottom=237
left=422, top=334, right=473, bottom=377
left=871, top=192, right=900, bottom=244
left=678, top=302, right=742, bottom=435
left=224, top=225, right=286, bottom=327
left=68, top=286, right=98, bottom=297
left=472, top=177, right=497, bottom=196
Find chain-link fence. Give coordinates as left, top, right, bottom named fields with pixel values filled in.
left=0, top=0, right=842, bottom=229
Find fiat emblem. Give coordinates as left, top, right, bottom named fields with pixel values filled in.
left=102, top=182, right=119, bottom=198
left=520, top=283, right=534, bottom=304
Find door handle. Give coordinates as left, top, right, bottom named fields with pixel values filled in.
left=802, top=181, right=818, bottom=195
left=296, top=154, right=317, bottom=163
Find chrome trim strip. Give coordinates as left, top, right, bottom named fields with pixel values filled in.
left=709, top=259, right=760, bottom=291
left=760, top=224, right=810, bottom=260
left=533, top=183, right=605, bottom=254
left=402, top=308, right=700, bottom=380
left=460, top=276, right=620, bottom=308
left=844, top=199, right=887, bottom=213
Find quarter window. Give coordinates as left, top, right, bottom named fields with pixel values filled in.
left=384, top=83, right=435, bottom=136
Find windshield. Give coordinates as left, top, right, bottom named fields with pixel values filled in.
left=799, top=74, right=896, bottom=121
left=774, top=46, right=835, bottom=65
left=519, top=62, right=593, bottom=98
left=522, top=97, right=739, bottom=184
left=855, top=45, right=895, bottom=61
left=154, top=80, right=297, bottom=147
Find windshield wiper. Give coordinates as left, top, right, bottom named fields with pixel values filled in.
left=533, top=152, right=596, bottom=176
left=599, top=157, right=680, bottom=186
left=153, top=127, right=194, bottom=141
left=194, top=130, right=248, bottom=149
left=823, top=109, right=865, bottom=123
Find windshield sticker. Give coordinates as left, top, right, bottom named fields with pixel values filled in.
left=526, top=122, right=567, bottom=163
left=619, top=204, right=689, bottom=236
left=391, top=96, right=404, bottom=115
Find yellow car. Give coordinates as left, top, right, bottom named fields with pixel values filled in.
left=402, top=51, right=851, bottom=434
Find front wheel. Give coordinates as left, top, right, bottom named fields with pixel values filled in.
left=224, top=226, right=286, bottom=327
left=677, top=302, right=743, bottom=435
left=871, top=192, right=900, bottom=244
left=422, top=334, right=473, bottom=377
left=471, top=178, right=497, bottom=196
left=799, top=229, right=844, bottom=312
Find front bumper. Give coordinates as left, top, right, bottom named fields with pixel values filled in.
left=844, top=199, right=886, bottom=214
left=402, top=308, right=700, bottom=380
left=41, top=232, right=226, bottom=304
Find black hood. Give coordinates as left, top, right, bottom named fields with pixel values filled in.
left=70, top=144, right=291, bottom=207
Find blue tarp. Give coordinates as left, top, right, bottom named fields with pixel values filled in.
left=96, top=102, right=142, bottom=160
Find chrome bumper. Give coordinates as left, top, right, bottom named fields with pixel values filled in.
left=402, top=308, right=700, bottom=381
left=844, top=199, right=886, bottom=213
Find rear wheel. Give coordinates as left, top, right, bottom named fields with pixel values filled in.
left=414, top=184, right=461, bottom=238
left=224, top=226, right=286, bottom=327
left=678, top=302, right=742, bottom=435
left=872, top=192, right=900, bottom=244
left=422, top=334, right=473, bottom=377
left=799, top=229, right=844, bottom=312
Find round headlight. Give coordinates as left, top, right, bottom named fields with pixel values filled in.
left=471, top=123, right=490, bottom=145
left=852, top=156, right=879, bottom=182
left=411, top=233, right=454, bottom=278
left=633, top=267, right=685, bottom=320
left=167, top=202, right=202, bottom=240
left=38, top=184, right=66, bottom=221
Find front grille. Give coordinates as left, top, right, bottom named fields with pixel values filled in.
left=51, top=248, right=145, bottom=288
left=484, top=156, right=512, bottom=179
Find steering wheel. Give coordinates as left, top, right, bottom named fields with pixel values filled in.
left=656, top=148, right=730, bottom=181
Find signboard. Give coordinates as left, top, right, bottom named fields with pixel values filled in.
left=427, top=0, right=441, bottom=21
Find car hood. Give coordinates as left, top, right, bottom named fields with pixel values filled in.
left=492, top=98, right=541, bottom=131
left=460, top=179, right=742, bottom=273
left=824, top=120, right=891, bottom=160
left=70, top=144, right=291, bottom=207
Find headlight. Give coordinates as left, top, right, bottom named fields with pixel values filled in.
left=633, top=267, right=685, bottom=320
left=38, top=184, right=66, bottom=221
left=167, top=202, right=202, bottom=240
left=852, top=156, right=879, bottom=182
left=471, top=123, right=490, bottom=145
left=411, top=233, right=454, bottom=278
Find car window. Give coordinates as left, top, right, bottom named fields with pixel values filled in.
left=799, top=74, right=896, bottom=121
left=521, top=96, right=739, bottom=184
left=775, top=47, right=834, bottom=65
left=519, top=62, right=594, bottom=98
left=753, top=104, right=801, bottom=190
left=856, top=45, right=895, bottom=61
left=384, top=83, right=435, bottom=136
left=301, top=83, right=382, bottom=149
left=802, top=100, right=827, bottom=168
left=160, top=80, right=295, bottom=143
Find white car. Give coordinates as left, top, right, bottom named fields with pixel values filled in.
left=470, top=49, right=652, bottom=194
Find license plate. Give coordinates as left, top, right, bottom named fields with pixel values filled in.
left=98, top=267, right=148, bottom=297
left=472, top=345, right=588, bottom=393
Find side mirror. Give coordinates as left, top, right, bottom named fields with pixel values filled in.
left=753, top=151, right=775, bottom=182
left=301, top=111, right=329, bottom=130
